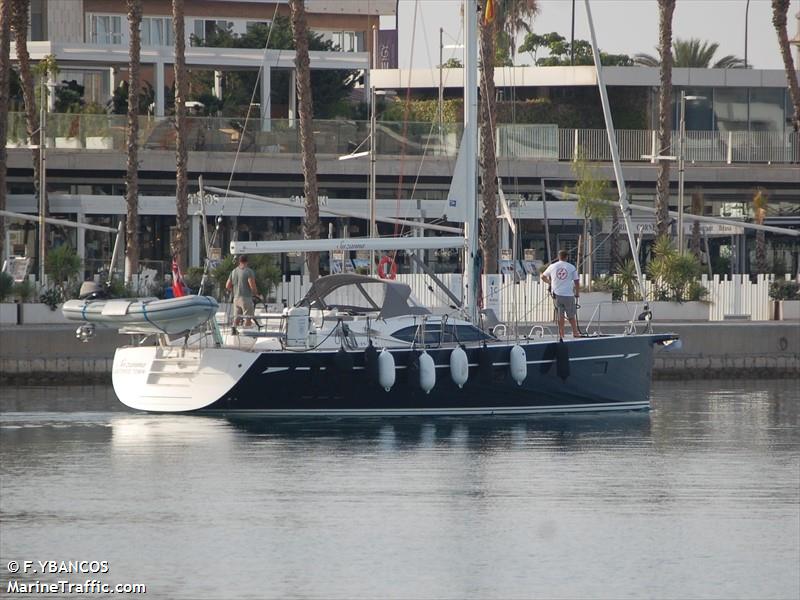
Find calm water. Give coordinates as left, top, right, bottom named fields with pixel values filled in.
left=1, top=381, right=798, bottom=600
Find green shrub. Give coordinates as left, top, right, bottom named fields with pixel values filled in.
left=0, top=272, right=13, bottom=302
left=769, top=280, right=800, bottom=301
left=40, top=287, right=64, bottom=310
left=45, top=245, right=82, bottom=284
left=12, top=279, right=34, bottom=302
left=592, top=275, right=623, bottom=301
left=647, top=235, right=704, bottom=302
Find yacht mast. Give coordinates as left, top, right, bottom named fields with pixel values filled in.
left=584, top=0, right=649, bottom=309
left=464, top=0, right=480, bottom=322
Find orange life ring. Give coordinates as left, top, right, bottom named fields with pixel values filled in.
left=378, top=255, right=398, bottom=280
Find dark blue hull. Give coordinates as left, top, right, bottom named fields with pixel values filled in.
left=203, top=334, right=675, bottom=416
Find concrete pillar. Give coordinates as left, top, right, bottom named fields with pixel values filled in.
left=261, top=63, right=271, bottom=131
left=47, top=72, right=56, bottom=112
left=155, top=62, right=165, bottom=116
left=214, top=70, right=223, bottom=100
left=288, top=68, right=296, bottom=126
left=191, top=214, right=201, bottom=268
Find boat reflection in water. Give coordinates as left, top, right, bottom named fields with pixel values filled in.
left=109, top=412, right=652, bottom=455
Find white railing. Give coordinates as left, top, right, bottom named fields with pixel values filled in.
left=499, top=125, right=799, bottom=164
left=273, top=273, right=791, bottom=322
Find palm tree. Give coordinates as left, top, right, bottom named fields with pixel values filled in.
left=771, top=0, right=800, bottom=132
left=479, top=11, right=499, bottom=274
left=478, top=0, right=537, bottom=274
left=289, top=0, right=321, bottom=281
left=172, top=0, right=189, bottom=269
left=10, top=0, right=41, bottom=216
left=654, top=0, right=676, bottom=239
left=752, top=189, right=768, bottom=274
left=690, top=191, right=703, bottom=260
left=124, top=0, right=142, bottom=284
left=0, top=0, right=11, bottom=262
left=635, top=38, right=746, bottom=68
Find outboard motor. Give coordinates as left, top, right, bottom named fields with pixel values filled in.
left=79, top=281, right=108, bottom=301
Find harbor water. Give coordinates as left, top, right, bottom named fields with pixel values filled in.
left=1, top=380, right=798, bottom=599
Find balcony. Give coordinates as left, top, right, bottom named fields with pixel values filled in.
left=6, top=112, right=799, bottom=164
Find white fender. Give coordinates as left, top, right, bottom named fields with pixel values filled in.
left=509, top=344, right=527, bottom=386
left=419, top=351, right=436, bottom=394
left=378, top=348, right=396, bottom=392
left=449, top=346, right=469, bottom=388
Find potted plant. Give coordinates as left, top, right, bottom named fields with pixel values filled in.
left=646, top=236, right=710, bottom=320
left=54, top=108, right=83, bottom=149
left=769, top=279, right=800, bottom=321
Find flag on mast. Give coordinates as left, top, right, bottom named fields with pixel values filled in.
left=484, top=0, right=495, bottom=24
left=171, top=257, right=188, bottom=297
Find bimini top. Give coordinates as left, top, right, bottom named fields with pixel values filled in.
left=298, top=274, right=430, bottom=319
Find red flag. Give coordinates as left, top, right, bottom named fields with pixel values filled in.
left=171, top=258, right=187, bottom=297
left=484, top=0, right=495, bottom=24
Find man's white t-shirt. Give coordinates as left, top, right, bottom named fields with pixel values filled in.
left=543, top=260, right=579, bottom=296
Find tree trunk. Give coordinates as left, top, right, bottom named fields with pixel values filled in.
left=755, top=230, right=767, bottom=274
left=124, top=0, right=142, bottom=283
left=172, top=0, right=189, bottom=269
left=0, top=0, right=11, bottom=263
left=655, top=0, right=676, bottom=237
left=771, top=0, right=800, bottom=132
left=479, top=16, right=498, bottom=274
left=10, top=0, right=41, bottom=214
left=289, top=0, right=320, bottom=281
left=690, top=192, right=702, bottom=259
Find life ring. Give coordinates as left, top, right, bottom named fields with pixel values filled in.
left=378, top=255, right=398, bottom=280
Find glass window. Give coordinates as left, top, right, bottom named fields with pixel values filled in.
left=142, top=17, right=173, bottom=47
left=333, top=31, right=357, bottom=52
left=89, top=15, right=123, bottom=44
left=749, top=88, right=786, bottom=132
left=390, top=324, right=489, bottom=344
left=193, top=19, right=232, bottom=44
left=246, top=21, right=270, bottom=33
left=672, top=87, right=713, bottom=131
left=713, top=88, right=749, bottom=132
left=30, top=0, right=46, bottom=41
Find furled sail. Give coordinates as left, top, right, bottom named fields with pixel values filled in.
left=442, top=131, right=468, bottom=223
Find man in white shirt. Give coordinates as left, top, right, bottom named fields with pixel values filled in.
left=541, top=249, right=582, bottom=340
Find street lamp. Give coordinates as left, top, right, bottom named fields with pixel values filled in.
left=677, top=91, right=706, bottom=252
left=744, top=0, right=751, bottom=68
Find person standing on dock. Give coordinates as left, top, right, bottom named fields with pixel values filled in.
left=226, top=255, right=259, bottom=327
left=542, top=249, right=582, bottom=340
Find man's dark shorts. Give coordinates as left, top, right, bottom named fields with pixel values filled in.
left=553, top=295, right=577, bottom=319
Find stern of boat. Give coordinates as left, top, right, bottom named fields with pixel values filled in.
left=112, top=346, right=259, bottom=412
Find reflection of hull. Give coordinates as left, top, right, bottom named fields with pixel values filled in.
left=113, top=334, right=674, bottom=415
left=63, top=295, right=218, bottom=335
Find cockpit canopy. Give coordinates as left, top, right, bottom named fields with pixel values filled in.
left=297, top=274, right=430, bottom=319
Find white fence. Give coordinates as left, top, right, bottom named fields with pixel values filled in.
left=273, top=273, right=789, bottom=322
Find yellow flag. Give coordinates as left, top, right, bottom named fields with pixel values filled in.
left=484, top=0, right=496, bottom=24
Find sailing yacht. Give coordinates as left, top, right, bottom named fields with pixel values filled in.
left=65, top=0, right=677, bottom=415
